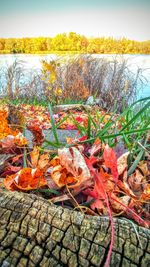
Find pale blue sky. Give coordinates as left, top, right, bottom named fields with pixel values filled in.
left=0, top=0, right=149, bottom=40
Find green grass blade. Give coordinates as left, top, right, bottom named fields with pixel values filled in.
left=43, top=139, right=63, bottom=148
left=70, top=113, right=86, bottom=135
left=96, top=109, right=118, bottom=136
left=23, top=147, right=27, bottom=168
left=99, top=127, right=150, bottom=140
left=56, top=114, right=70, bottom=128
left=127, top=149, right=144, bottom=176
left=120, top=101, right=150, bottom=132
left=38, top=188, right=60, bottom=196
left=48, top=103, right=60, bottom=144
left=76, top=127, right=150, bottom=144
left=87, top=116, right=91, bottom=138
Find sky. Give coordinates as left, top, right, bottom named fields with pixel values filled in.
left=0, top=0, right=150, bottom=41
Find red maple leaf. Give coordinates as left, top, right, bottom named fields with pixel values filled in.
left=83, top=163, right=114, bottom=267
left=103, top=144, right=118, bottom=183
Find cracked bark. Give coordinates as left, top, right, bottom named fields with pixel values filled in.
left=0, top=190, right=150, bottom=267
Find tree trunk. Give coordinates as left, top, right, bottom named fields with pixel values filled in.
left=0, top=190, right=149, bottom=267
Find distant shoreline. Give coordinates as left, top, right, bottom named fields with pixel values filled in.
left=0, top=33, right=150, bottom=54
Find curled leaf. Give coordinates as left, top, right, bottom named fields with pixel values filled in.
left=50, top=164, right=76, bottom=188
left=58, top=147, right=91, bottom=179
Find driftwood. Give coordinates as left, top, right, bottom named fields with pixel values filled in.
left=0, top=190, right=150, bottom=266
left=53, top=104, right=92, bottom=113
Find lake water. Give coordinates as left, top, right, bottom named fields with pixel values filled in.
left=0, top=54, right=150, bottom=99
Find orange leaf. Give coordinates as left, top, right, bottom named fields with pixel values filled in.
left=4, top=174, right=17, bottom=191
left=0, top=110, right=19, bottom=139
left=50, top=165, right=76, bottom=188
left=38, top=153, right=49, bottom=170
left=138, top=160, right=149, bottom=176
left=50, top=156, right=60, bottom=166
left=30, top=146, right=40, bottom=168
left=58, top=147, right=91, bottom=188
left=4, top=167, right=47, bottom=191
left=140, top=184, right=150, bottom=201
left=14, top=133, right=28, bottom=146
left=30, top=147, right=50, bottom=170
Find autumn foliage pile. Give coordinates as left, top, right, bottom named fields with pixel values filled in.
left=0, top=102, right=149, bottom=266
left=0, top=107, right=149, bottom=227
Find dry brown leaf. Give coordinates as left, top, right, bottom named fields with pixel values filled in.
left=117, top=152, right=129, bottom=176
left=128, top=169, right=144, bottom=195
left=50, top=194, right=70, bottom=203
left=110, top=194, right=131, bottom=212
left=58, top=147, right=91, bottom=180
left=138, top=160, right=149, bottom=176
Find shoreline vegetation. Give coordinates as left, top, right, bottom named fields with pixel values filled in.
left=0, top=55, right=145, bottom=111
left=0, top=32, right=150, bottom=54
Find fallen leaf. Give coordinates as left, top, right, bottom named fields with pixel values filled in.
left=103, top=144, right=118, bottom=182
left=140, top=184, right=150, bottom=201
left=117, top=152, right=129, bottom=175
left=4, top=167, right=47, bottom=191
left=88, top=138, right=101, bottom=156
left=50, top=164, right=76, bottom=188
left=58, top=147, right=91, bottom=188
left=0, top=154, right=14, bottom=172
left=30, top=146, right=40, bottom=168
left=110, top=194, right=131, bottom=212
left=14, top=132, right=28, bottom=146
left=138, top=160, right=149, bottom=176
left=0, top=135, right=15, bottom=148
left=27, top=122, right=44, bottom=145
left=38, top=153, right=50, bottom=170
left=128, top=169, right=144, bottom=195
left=58, top=147, right=90, bottom=177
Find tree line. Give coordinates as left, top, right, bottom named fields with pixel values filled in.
left=0, top=32, right=150, bottom=54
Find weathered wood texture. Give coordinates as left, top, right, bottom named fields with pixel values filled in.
left=0, top=190, right=150, bottom=267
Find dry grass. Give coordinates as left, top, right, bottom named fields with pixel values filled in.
left=61, top=55, right=143, bottom=111
left=0, top=55, right=145, bottom=111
